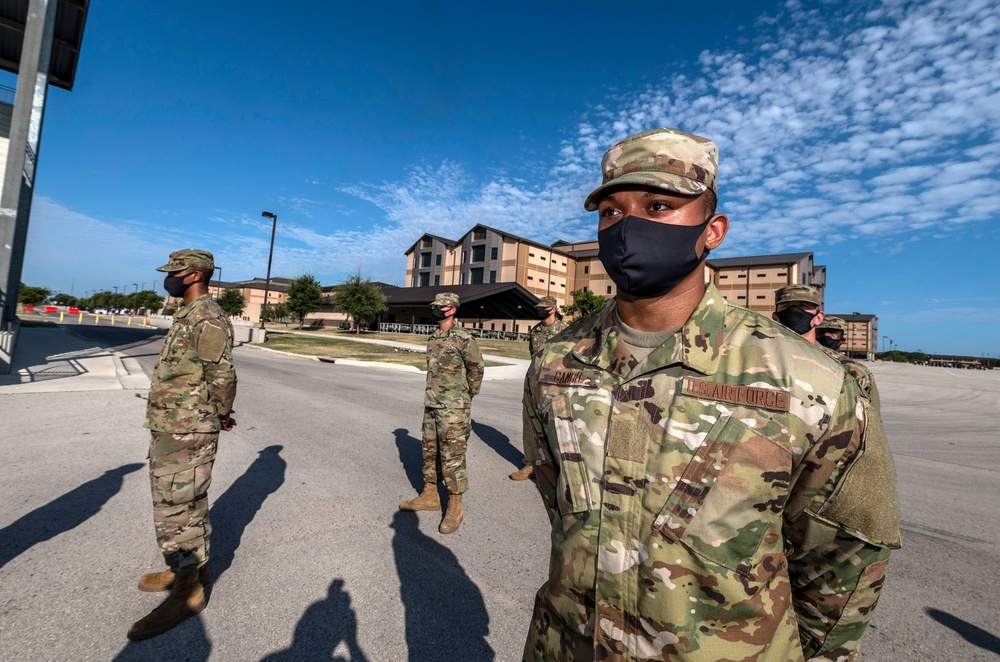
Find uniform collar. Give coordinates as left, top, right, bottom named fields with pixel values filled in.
left=174, top=293, right=211, bottom=320
left=570, top=284, right=726, bottom=378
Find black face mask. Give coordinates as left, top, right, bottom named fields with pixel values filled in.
left=537, top=308, right=552, bottom=319
left=817, top=334, right=843, bottom=350
left=163, top=275, right=193, bottom=298
left=776, top=306, right=818, bottom=335
left=598, top=215, right=710, bottom=298
left=431, top=308, right=449, bottom=321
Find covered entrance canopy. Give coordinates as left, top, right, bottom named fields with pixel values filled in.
left=381, top=282, right=542, bottom=334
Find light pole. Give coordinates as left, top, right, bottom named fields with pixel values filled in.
left=133, top=283, right=138, bottom=294
left=141, top=282, right=146, bottom=292
left=113, top=286, right=118, bottom=294
left=882, top=335, right=888, bottom=356
left=260, top=211, right=278, bottom=329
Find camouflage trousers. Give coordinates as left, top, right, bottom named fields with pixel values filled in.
left=421, top=407, right=471, bottom=495
left=148, top=431, right=218, bottom=574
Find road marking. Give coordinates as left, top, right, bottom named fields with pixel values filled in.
left=899, top=520, right=993, bottom=545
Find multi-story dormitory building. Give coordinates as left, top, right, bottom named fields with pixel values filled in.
left=404, top=224, right=878, bottom=358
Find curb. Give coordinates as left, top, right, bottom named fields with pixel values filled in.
left=241, top=343, right=422, bottom=372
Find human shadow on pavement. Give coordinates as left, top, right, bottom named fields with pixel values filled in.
left=260, top=578, right=369, bottom=661
left=391, top=511, right=495, bottom=661
left=0, top=463, right=144, bottom=570
left=393, top=428, right=425, bottom=492
left=926, top=608, right=1000, bottom=655
left=471, top=420, right=523, bottom=469
left=208, top=445, right=286, bottom=588
left=111, top=613, right=211, bottom=661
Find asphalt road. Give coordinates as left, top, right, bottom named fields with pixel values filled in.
left=0, top=327, right=998, bottom=660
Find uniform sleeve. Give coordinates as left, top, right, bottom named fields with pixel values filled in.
left=784, top=381, right=900, bottom=660
left=196, top=320, right=237, bottom=424
left=464, top=336, right=484, bottom=397
left=523, top=370, right=557, bottom=521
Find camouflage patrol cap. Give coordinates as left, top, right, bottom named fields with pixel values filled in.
left=536, top=296, right=557, bottom=308
left=155, top=249, right=215, bottom=273
left=584, top=127, right=718, bottom=212
left=775, top=284, right=822, bottom=307
left=817, top=316, right=847, bottom=332
left=431, top=292, right=460, bottom=307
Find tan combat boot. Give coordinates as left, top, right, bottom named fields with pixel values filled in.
left=438, top=494, right=464, bottom=534
left=138, top=565, right=211, bottom=592
left=127, top=572, right=207, bottom=641
left=509, top=465, right=534, bottom=481
left=399, top=483, right=440, bottom=512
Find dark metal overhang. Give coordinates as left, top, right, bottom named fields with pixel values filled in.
left=384, top=283, right=541, bottom=320
left=0, top=0, right=89, bottom=91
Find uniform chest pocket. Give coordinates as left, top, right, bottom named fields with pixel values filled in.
left=540, top=382, right=610, bottom=517
left=652, top=410, right=792, bottom=576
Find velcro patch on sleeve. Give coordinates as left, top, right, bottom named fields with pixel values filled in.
left=681, top=377, right=790, bottom=412
left=195, top=322, right=228, bottom=363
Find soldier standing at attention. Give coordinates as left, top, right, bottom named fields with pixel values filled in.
left=772, top=284, right=825, bottom=343
left=511, top=296, right=568, bottom=481
left=399, top=292, right=484, bottom=534
left=522, top=128, right=900, bottom=661
left=815, top=315, right=881, bottom=410
left=127, top=249, right=237, bottom=641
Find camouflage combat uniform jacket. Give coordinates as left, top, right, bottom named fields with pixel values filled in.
left=424, top=326, right=484, bottom=409
left=522, top=285, right=900, bottom=662
left=820, top=347, right=881, bottom=411
left=145, top=294, right=237, bottom=433
left=529, top=318, right=569, bottom=355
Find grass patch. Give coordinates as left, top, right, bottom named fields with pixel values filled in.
left=290, top=329, right=532, bottom=361
left=261, top=335, right=506, bottom=369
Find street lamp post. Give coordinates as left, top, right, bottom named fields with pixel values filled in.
left=133, top=283, right=138, bottom=294
left=260, top=211, right=278, bottom=329
left=882, top=335, right=888, bottom=356
left=113, top=286, right=118, bottom=294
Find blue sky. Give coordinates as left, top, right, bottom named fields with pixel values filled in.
left=10, top=0, right=1000, bottom=356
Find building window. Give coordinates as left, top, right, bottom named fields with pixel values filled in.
left=411, top=275, right=417, bottom=287
left=757, top=273, right=766, bottom=278
left=527, top=276, right=533, bottom=281
left=737, top=295, right=746, bottom=299
left=583, top=286, right=588, bottom=292
left=434, top=275, right=440, bottom=286
left=777, top=271, right=786, bottom=277
left=606, top=286, right=612, bottom=294
left=470, top=268, right=484, bottom=284
left=491, top=247, right=498, bottom=260
left=584, top=265, right=589, bottom=274
left=551, top=280, right=556, bottom=285
left=502, top=323, right=507, bottom=331
left=436, top=254, right=442, bottom=266
left=489, top=270, right=496, bottom=283
left=720, top=274, right=728, bottom=279
left=529, top=252, right=535, bottom=257
left=561, top=262, right=566, bottom=267
left=462, top=251, right=467, bottom=264
left=561, top=283, right=565, bottom=288
left=422, top=237, right=432, bottom=248
left=460, top=272, right=466, bottom=285
left=738, top=274, right=747, bottom=279
left=421, top=252, right=431, bottom=268
left=491, top=323, right=495, bottom=330
left=419, top=273, right=430, bottom=287
left=756, top=295, right=765, bottom=299
left=472, top=245, right=486, bottom=262
left=473, top=227, right=487, bottom=240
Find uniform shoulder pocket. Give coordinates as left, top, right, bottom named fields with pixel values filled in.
left=195, top=321, right=229, bottom=363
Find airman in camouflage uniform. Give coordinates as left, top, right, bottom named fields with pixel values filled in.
left=522, top=128, right=900, bottom=661
left=772, top=284, right=825, bottom=343
left=127, top=249, right=237, bottom=641
left=512, top=296, right=570, bottom=481
left=399, top=292, right=484, bottom=534
left=816, top=316, right=881, bottom=410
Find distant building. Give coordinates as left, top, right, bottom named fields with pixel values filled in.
left=705, top=252, right=826, bottom=316
left=207, top=277, right=291, bottom=323
left=827, top=313, right=878, bottom=361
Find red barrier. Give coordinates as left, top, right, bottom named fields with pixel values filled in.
left=25, top=305, right=35, bottom=311
left=43, top=305, right=58, bottom=313
left=68, top=307, right=80, bottom=314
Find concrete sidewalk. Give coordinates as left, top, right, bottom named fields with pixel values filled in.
left=0, top=325, right=150, bottom=395
left=269, top=329, right=530, bottom=381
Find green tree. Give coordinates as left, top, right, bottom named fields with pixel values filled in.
left=333, top=271, right=387, bottom=333
left=264, top=302, right=289, bottom=323
left=285, top=274, right=323, bottom=327
left=18, top=284, right=51, bottom=306
left=561, top=289, right=607, bottom=319
left=216, top=288, right=247, bottom=317
left=53, top=293, right=79, bottom=306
